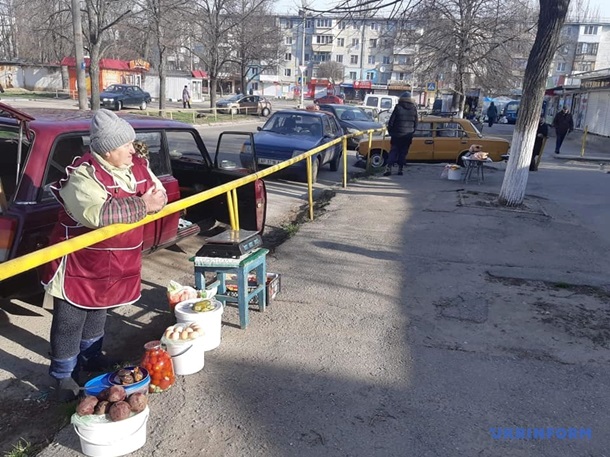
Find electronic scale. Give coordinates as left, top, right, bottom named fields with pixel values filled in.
left=195, top=229, right=263, bottom=259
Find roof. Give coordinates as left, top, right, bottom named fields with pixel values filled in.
left=191, top=70, right=208, bottom=78
left=61, top=57, right=140, bottom=71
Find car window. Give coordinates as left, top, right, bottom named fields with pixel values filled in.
left=135, top=132, right=168, bottom=176
left=133, top=87, right=143, bottom=94
left=166, top=130, right=205, bottom=162
left=414, top=122, right=433, bottom=137
left=0, top=126, right=31, bottom=203
left=365, top=96, right=379, bottom=107
left=380, top=98, right=393, bottom=109
left=42, top=135, right=88, bottom=201
left=435, top=122, right=463, bottom=138
left=322, top=116, right=334, bottom=137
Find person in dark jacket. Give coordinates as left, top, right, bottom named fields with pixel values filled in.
left=552, top=105, right=574, bottom=154
left=384, top=91, right=418, bottom=176
left=530, top=116, right=549, bottom=171
left=486, top=102, right=498, bottom=128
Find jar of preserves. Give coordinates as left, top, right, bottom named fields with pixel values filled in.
left=140, top=340, right=175, bottom=393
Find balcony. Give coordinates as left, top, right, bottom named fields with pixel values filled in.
left=392, top=63, right=413, bottom=73
left=312, top=43, right=333, bottom=53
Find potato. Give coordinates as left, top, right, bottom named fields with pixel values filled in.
left=106, top=385, right=127, bottom=402
left=93, top=400, right=111, bottom=415
left=76, top=396, right=99, bottom=416
left=97, top=388, right=110, bottom=401
left=108, top=401, right=131, bottom=422
left=127, top=392, right=148, bottom=413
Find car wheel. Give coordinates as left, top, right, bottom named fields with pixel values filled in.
left=329, top=150, right=342, bottom=171
left=302, top=157, right=320, bottom=183
left=139, top=100, right=147, bottom=110
left=369, top=149, right=387, bottom=169
left=115, top=101, right=123, bottom=111
left=261, top=107, right=270, bottom=117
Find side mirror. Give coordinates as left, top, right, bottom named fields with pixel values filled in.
left=257, top=126, right=262, bottom=131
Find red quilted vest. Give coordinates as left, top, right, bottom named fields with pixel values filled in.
left=43, top=152, right=154, bottom=309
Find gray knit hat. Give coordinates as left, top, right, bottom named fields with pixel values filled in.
left=90, top=109, right=136, bottom=155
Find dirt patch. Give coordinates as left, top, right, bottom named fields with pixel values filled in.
left=457, top=190, right=549, bottom=216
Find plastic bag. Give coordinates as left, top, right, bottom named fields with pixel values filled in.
left=441, top=164, right=450, bottom=179
left=167, top=281, right=198, bottom=310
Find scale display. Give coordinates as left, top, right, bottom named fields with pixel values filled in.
left=195, top=229, right=263, bottom=258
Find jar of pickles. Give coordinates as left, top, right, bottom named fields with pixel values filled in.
left=141, top=340, right=175, bottom=393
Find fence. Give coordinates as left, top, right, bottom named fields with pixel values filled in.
left=0, top=126, right=386, bottom=283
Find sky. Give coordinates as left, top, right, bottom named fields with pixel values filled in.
left=273, top=0, right=610, bottom=18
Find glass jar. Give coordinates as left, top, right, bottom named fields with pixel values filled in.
left=141, top=340, right=175, bottom=393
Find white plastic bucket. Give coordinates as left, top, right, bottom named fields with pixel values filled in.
left=174, top=299, right=223, bottom=351
left=162, top=334, right=205, bottom=375
left=73, top=407, right=149, bottom=457
left=448, top=168, right=462, bottom=181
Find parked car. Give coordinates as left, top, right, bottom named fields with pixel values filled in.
left=0, top=102, right=267, bottom=298
left=502, top=100, right=520, bottom=124
left=314, top=94, right=344, bottom=105
left=97, top=84, right=152, bottom=111
left=363, top=94, right=399, bottom=113
left=215, top=94, right=272, bottom=116
left=317, top=104, right=383, bottom=150
left=239, top=109, right=344, bottom=182
left=356, top=115, right=510, bottom=168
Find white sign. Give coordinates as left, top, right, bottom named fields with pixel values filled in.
left=299, top=66, right=307, bottom=74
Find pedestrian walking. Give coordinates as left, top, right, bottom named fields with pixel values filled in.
left=182, top=85, right=191, bottom=109
left=42, top=109, right=167, bottom=402
left=384, top=91, right=418, bottom=176
left=530, top=115, right=549, bottom=171
left=552, top=105, right=574, bottom=154
left=486, top=102, right=498, bottom=128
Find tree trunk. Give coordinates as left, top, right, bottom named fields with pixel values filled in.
left=71, top=0, right=88, bottom=109
left=209, top=76, right=218, bottom=107
left=89, top=44, right=101, bottom=111
left=498, top=0, right=570, bottom=206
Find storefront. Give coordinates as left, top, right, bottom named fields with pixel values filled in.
left=61, top=57, right=150, bottom=98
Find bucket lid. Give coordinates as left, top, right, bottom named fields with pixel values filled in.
left=175, top=298, right=222, bottom=316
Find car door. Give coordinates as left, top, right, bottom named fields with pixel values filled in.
left=321, top=115, right=341, bottom=164
left=433, top=121, right=468, bottom=161
left=407, top=122, right=434, bottom=161
left=239, top=96, right=257, bottom=115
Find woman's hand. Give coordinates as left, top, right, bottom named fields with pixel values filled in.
left=142, top=185, right=167, bottom=214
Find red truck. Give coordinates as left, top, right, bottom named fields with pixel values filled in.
left=0, top=103, right=267, bottom=298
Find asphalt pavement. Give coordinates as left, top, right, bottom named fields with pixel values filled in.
left=34, top=118, right=610, bottom=456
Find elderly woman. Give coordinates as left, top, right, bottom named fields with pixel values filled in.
left=43, top=109, right=167, bottom=401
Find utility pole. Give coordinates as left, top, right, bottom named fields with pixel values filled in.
left=299, top=8, right=307, bottom=108
left=71, top=0, right=88, bottom=110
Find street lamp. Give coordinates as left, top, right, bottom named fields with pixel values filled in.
left=298, top=9, right=307, bottom=108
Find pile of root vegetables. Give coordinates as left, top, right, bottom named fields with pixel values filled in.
left=76, top=385, right=147, bottom=422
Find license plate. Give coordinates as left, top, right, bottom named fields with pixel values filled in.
left=258, top=158, right=281, bottom=165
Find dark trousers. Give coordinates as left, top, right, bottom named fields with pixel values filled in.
left=488, top=117, right=495, bottom=127
left=183, top=100, right=191, bottom=109
left=555, top=130, right=568, bottom=153
left=387, top=134, right=414, bottom=169
left=530, top=137, right=545, bottom=171
left=49, top=297, right=107, bottom=380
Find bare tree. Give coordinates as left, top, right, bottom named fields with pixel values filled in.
left=230, top=0, right=282, bottom=95
left=316, top=60, right=345, bottom=83
left=498, top=0, right=570, bottom=206
left=81, top=0, right=134, bottom=110
left=406, top=0, right=537, bottom=116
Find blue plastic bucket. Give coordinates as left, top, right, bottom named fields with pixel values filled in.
left=84, top=366, right=150, bottom=397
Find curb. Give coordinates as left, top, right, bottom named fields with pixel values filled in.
left=553, top=155, right=610, bottom=163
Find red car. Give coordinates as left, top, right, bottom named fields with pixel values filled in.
left=0, top=103, right=267, bottom=298
left=314, top=94, right=344, bottom=105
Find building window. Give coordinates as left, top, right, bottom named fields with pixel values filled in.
left=305, top=19, right=313, bottom=28
left=284, top=52, right=292, bottom=61
left=397, top=55, right=409, bottom=65
left=349, top=71, right=357, bottom=79
left=399, top=72, right=406, bottom=80
left=305, top=37, right=310, bottom=45
left=382, top=56, right=391, bottom=64
left=584, top=25, right=598, bottom=34
left=556, top=62, right=566, bottom=72
left=282, top=19, right=292, bottom=29
left=352, top=38, right=359, bottom=47
left=369, top=39, right=377, bottom=48
left=366, top=71, right=374, bottom=80
left=370, top=22, right=378, bottom=30
left=316, top=18, right=332, bottom=28
left=285, top=37, right=293, bottom=45
left=578, top=62, right=593, bottom=72
left=368, top=55, right=375, bottom=64
left=284, top=69, right=291, bottom=77
left=576, top=42, right=598, bottom=55
left=336, top=55, right=343, bottom=63
left=350, top=55, right=358, bottom=64
left=336, top=38, right=344, bottom=47
left=304, top=53, right=310, bottom=61
left=313, top=53, right=330, bottom=62
left=338, top=21, right=346, bottom=29
left=315, top=35, right=333, bottom=44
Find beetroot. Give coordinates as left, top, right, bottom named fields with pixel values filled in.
left=76, top=396, right=99, bottom=416
left=127, top=392, right=148, bottom=413
left=108, top=401, right=131, bottom=422
left=106, top=385, right=126, bottom=402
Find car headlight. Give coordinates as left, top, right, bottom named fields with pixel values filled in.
left=103, top=98, right=114, bottom=102
left=240, top=143, right=252, bottom=154
left=292, top=149, right=306, bottom=158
